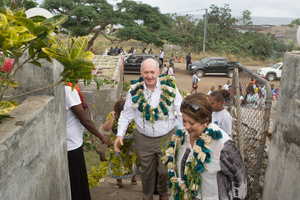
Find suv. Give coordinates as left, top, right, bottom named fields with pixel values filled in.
left=257, top=62, right=283, bottom=81
left=188, top=57, right=239, bottom=78
left=124, top=54, right=161, bottom=73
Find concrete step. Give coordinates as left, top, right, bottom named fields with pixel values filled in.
left=90, top=175, right=161, bottom=200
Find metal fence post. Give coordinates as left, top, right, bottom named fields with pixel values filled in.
left=229, top=63, right=272, bottom=200
left=234, top=66, right=244, bottom=160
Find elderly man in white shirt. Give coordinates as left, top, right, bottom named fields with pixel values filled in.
left=114, top=58, right=183, bottom=200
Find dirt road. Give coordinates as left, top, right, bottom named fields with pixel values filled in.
left=124, top=63, right=280, bottom=95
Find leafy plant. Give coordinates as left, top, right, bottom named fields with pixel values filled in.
left=87, top=161, right=110, bottom=188
left=0, top=8, right=103, bottom=122
left=83, top=130, right=98, bottom=151
left=123, top=80, right=131, bottom=92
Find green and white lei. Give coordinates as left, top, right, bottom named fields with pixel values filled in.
left=162, top=128, right=223, bottom=200
left=130, top=75, right=177, bottom=124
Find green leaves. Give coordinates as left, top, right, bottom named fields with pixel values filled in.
left=0, top=8, right=79, bottom=123
left=9, top=16, right=36, bottom=34
left=0, top=8, right=107, bottom=123
left=41, top=14, right=68, bottom=27
left=18, top=33, right=36, bottom=43
left=0, top=100, right=18, bottom=122
left=70, top=36, right=88, bottom=60
left=42, top=36, right=94, bottom=85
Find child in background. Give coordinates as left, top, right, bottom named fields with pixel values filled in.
left=190, top=71, right=199, bottom=94
left=218, top=85, right=222, bottom=91
left=207, top=86, right=215, bottom=97
left=270, top=84, right=275, bottom=94
left=273, top=88, right=279, bottom=99
left=208, top=90, right=232, bottom=135
left=257, top=92, right=265, bottom=107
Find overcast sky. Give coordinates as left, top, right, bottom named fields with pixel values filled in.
left=108, top=0, right=300, bottom=18
left=36, top=0, right=300, bottom=18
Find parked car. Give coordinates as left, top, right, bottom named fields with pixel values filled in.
left=188, top=57, right=240, bottom=78
left=124, top=54, right=161, bottom=73
left=257, top=62, right=283, bottom=81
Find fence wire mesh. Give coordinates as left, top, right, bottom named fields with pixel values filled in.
left=229, top=64, right=274, bottom=200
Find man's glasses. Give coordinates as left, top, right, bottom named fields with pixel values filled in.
left=181, top=100, right=200, bottom=112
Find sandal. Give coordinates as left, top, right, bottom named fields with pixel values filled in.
left=114, top=184, right=122, bottom=189
left=131, top=180, right=137, bottom=185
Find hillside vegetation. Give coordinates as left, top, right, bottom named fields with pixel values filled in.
left=57, top=33, right=277, bottom=67
left=49, top=1, right=300, bottom=67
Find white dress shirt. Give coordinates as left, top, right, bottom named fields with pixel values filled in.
left=117, top=80, right=183, bottom=138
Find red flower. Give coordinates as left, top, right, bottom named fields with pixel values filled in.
left=1, top=59, right=13, bottom=73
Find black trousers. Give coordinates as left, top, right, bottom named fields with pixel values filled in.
left=186, top=61, right=191, bottom=70
left=159, top=58, right=164, bottom=66
left=68, top=146, right=91, bottom=200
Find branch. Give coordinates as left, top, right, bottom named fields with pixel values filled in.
left=87, top=20, right=108, bottom=33
left=88, top=21, right=111, bottom=35
left=6, top=80, right=64, bottom=101
left=99, top=31, right=121, bottom=44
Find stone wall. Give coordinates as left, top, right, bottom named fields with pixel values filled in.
left=0, top=52, right=123, bottom=199
left=79, top=58, right=124, bottom=127
left=263, top=52, right=300, bottom=199
left=0, top=56, right=70, bottom=199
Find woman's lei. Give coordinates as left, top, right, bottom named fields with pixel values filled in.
left=130, top=75, right=177, bottom=129
left=162, top=128, right=223, bottom=200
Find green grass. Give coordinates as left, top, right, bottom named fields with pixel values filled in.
left=84, top=150, right=102, bottom=173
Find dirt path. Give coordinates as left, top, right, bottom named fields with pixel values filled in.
left=124, top=62, right=277, bottom=95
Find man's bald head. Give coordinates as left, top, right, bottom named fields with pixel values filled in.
left=141, top=58, right=159, bottom=72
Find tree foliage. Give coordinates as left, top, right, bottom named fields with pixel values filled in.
left=41, top=0, right=170, bottom=48
left=238, top=10, right=253, bottom=26
left=289, top=18, right=300, bottom=26
left=163, top=14, right=200, bottom=48
left=164, top=4, right=286, bottom=60
left=0, top=0, right=38, bottom=10
left=207, top=4, right=237, bottom=36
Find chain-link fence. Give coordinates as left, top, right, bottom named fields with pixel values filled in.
left=229, top=64, right=274, bottom=200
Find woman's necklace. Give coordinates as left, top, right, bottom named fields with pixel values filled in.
left=162, top=127, right=223, bottom=200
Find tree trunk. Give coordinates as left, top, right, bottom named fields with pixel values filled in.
left=87, top=31, right=100, bottom=51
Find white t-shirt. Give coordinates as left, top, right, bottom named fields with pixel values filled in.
left=168, top=67, right=174, bottom=76
left=234, top=95, right=244, bottom=104
left=192, top=74, right=198, bottom=84
left=159, top=51, right=164, bottom=58
left=65, top=86, right=84, bottom=151
left=223, top=84, right=230, bottom=90
left=212, top=109, right=232, bottom=135
left=207, top=90, right=212, bottom=96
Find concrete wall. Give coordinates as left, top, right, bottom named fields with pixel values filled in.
left=79, top=57, right=124, bottom=127
left=0, top=54, right=70, bottom=200
left=263, top=52, right=300, bottom=199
